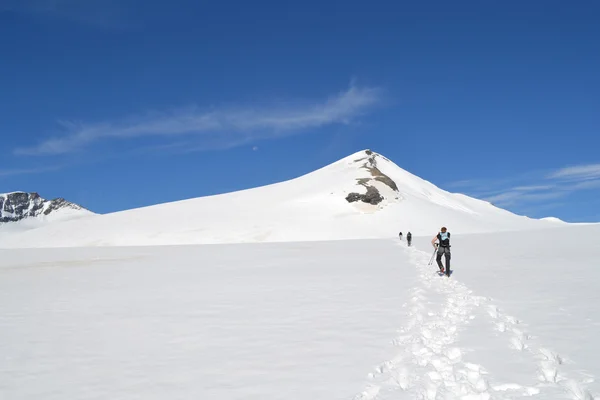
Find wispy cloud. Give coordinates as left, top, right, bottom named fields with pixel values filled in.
left=569, top=179, right=600, bottom=190
left=510, top=185, right=556, bottom=192
left=445, top=179, right=480, bottom=189
left=15, top=83, right=381, bottom=156
left=547, top=164, right=600, bottom=181
left=483, top=190, right=566, bottom=206
left=447, top=162, right=600, bottom=211
left=0, top=0, right=134, bottom=29
left=445, top=169, right=548, bottom=196
left=0, top=165, right=61, bottom=178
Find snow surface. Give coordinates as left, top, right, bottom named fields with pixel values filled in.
left=0, top=150, right=563, bottom=248
left=0, top=240, right=417, bottom=400
left=1, top=224, right=598, bottom=399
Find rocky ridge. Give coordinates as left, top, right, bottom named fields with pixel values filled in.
left=0, top=192, right=90, bottom=223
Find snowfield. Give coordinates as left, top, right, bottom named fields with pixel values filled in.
left=0, top=240, right=417, bottom=400
left=1, top=224, right=598, bottom=399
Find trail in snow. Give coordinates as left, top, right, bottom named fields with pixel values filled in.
left=353, top=241, right=596, bottom=400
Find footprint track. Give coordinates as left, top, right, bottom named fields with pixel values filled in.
left=353, top=245, right=498, bottom=399
left=483, top=289, right=595, bottom=398
left=352, top=242, right=597, bottom=400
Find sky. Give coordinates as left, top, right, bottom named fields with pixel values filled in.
left=1, top=0, right=599, bottom=222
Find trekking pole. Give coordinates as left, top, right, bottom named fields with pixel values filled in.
left=428, top=248, right=436, bottom=265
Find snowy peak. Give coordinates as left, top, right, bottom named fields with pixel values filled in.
left=335, top=149, right=479, bottom=215
left=0, top=192, right=93, bottom=223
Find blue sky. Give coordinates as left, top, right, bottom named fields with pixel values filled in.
left=1, top=0, right=599, bottom=222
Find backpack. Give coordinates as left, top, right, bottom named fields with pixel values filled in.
left=437, top=231, right=450, bottom=247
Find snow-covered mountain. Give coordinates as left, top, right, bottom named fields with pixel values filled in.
left=0, top=192, right=93, bottom=224
left=0, top=150, right=564, bottom=248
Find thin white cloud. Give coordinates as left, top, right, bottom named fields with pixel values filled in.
left=15, top=84, right=381, bottom=156
left=444, top=169, right=550, bottom=195
left=477, top=177, right=600, bottom=208
left=448, top=162, right=600, bottom=209
left=483, top=190, right=566, bottom=206
left=0, top=0, right=133, bottom=29
left=0, top=165, right=61, bottom=177
left=510, top=184, right=556, bottom=192
left=547, top=164, right=600, bottom=181
left=569, top=179, right=600, bottom=190
left=445, top=179, right=482, bottom=188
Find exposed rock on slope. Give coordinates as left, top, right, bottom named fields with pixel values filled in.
left=0, top=192, right=91, bottom=223
left=345, top=186, right=384, bottom=205
left=345, top=150, right=398, bottom=205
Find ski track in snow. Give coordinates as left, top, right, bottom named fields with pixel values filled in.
left=353, top=242, right=596, bottom=400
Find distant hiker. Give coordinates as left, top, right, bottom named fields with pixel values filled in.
left=431, top=227, right=451, bottom=275
left=406, top=232, right=412, bottom=246
left=399, top=232, right=403, bottom=240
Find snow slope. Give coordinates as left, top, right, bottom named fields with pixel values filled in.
left=1, top=225, right=598, bottom=399
left=0, top=150, right=563, bottom=248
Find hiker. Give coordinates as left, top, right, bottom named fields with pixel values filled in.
left=399, top=231, right=403, bottom=240
left=431, top=227, right=451, bottom=274
left=406, top=232, right=412, bottom=246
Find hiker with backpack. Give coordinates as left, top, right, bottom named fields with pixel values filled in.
left=431, top=227, right=451, bottom=275
left=406, top=232, right=412, bottom=246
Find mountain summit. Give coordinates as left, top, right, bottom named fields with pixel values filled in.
left=0, top=150, right=561, bottom=248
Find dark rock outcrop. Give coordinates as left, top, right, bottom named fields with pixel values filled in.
left=345, top=186, right=384, bottom=205
left=0, top=192, right=89, bottom=223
